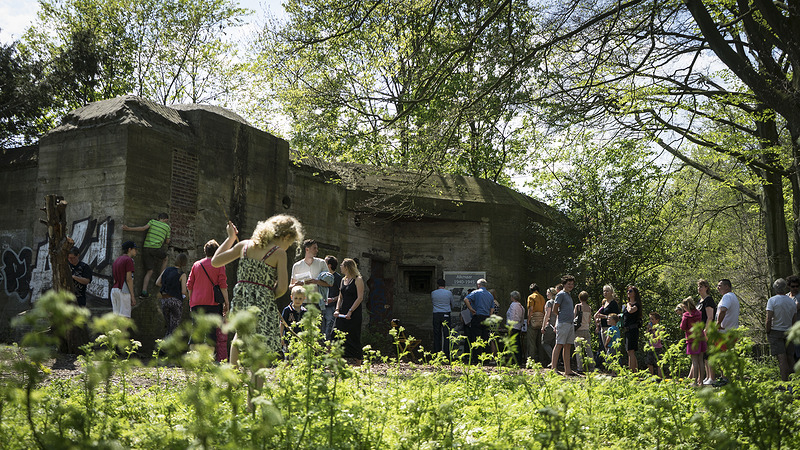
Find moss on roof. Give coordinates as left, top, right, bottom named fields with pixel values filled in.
left=47, top=96, right=250, bottom=136
left=293, top=155, right=556, bottom=220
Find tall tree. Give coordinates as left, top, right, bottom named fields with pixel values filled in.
left=528, top=135, right=682, bottom=293
left=253, top=0, right=538, bottom=182
left=0, top=39, right=54, bottom=147
left=16, top=0, right=247, bottom=116
left=526, top=0, right=799, bottom=279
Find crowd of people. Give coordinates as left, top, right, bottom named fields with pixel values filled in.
left=86, top=214, right=368, bottom=364
left=65, top=212, right=798, bottom=382
left=430, top=275, right=798, bottom=382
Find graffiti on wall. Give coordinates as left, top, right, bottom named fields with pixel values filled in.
left=2, top=216, right=115, bottom=302
left=1, top=247, right=33, bottom=300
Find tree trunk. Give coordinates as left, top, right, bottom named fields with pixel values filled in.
left=791, top=134, right=800, bottom=275
left=791, top=176, right=800, bottom=275
left=754, top=115, right=792, bottom=281
left=760, top=171, right=792, bottom=281
left=44, top=194, right=87, bottom=353
left=44, top=195, right=72, bottom=293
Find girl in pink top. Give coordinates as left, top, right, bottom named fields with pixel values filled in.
left=677, top=296, right=706, bottom=386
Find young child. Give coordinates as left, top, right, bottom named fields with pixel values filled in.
left=645, top=312, right=666, bottom=378
left=281, top=286, right=308, bottom=351
left=677, top=297, right=706, bottom=386
left=605, top=313, right=621, bottom=355
left=603, top=313, right=621, bottom=373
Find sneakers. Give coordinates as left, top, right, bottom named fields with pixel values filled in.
left=138, top=291, right=149, bottom=299
left=702, top=378, right=713, bottom=386
left=712, top=377, right=728, bottom=387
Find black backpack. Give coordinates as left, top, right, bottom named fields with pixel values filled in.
left=573, top=304, right=582, bottom=330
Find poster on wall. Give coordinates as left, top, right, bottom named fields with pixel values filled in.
left=443, top=271, right=486, bottom=307
left=443, top=271, right=486, bottom=289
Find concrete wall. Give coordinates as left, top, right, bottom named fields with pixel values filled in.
left=0, top=146, right=40, bottom=341
left=0, top=96, right=566, bottom=350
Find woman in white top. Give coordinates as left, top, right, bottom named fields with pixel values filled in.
left=574, top=290, right=594, bottom=372
left=507, top=290, right=525, bottom=366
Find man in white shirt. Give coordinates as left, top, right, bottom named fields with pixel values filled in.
left=716, top=279, right=740, bottom=332
left=290, top=240, right=331, bottom=305
left=766, top=278, right=797, bottom=381
left=711, top=278, right=740, bottom=385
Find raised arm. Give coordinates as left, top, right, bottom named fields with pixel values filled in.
left=211, top=222, right=243, bottom=268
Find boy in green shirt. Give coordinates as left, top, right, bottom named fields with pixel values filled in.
left=123, top=212, right=170, bottom=298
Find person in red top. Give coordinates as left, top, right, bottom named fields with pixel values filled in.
left=677, top=296, right=706, bottom=386
left=187, top=240, right=229, bottom=347
left=111, top=241, right=137, bottom=317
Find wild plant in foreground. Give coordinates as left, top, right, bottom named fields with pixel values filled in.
left=10, top=290, right=88, bottom=449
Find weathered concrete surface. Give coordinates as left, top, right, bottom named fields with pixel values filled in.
left=0, top=96, right=567, bottom=350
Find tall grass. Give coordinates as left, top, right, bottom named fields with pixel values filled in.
left=0, top=290, right=797, bottom=448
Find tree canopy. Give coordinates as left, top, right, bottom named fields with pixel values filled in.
left=2, top=0, right=798, bottom=309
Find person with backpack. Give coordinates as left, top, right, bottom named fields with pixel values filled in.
left=574, top=290, right=594, bottom=372
left=155, top=253, right=188, bottom=337
left=187, top=240, right=229, bottom=358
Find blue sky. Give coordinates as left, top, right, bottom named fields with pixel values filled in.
left=0, top=0, right=285, bottom=45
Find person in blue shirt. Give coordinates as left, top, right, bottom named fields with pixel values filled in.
left=605, top=313, right=621, bottom=355
left=431, top=278, right=454, bottom=358
left=464, top=278, right=494, bottom=361
left=550, top=274, right=577, bottom=375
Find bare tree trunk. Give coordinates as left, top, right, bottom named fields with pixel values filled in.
left=791, top=129, right=800, bottom=275
left=755, top=116, right=792, bottom=281
left=760, top=171, right=792, bottom=281
left=44, top=195, right=72, bottom=293
left=43, top=194, right=86, bottom=353
left=792, top=174, right=800, bottom=275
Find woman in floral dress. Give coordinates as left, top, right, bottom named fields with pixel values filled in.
left=212, top=215, right=304, bottom=365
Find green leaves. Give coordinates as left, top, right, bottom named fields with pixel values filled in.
left=2, top=0, right=249, bottom=147
left=253, top=0, right=538, bottom=181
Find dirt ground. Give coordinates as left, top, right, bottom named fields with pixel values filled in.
left=35, top=352, right=548, bottom=390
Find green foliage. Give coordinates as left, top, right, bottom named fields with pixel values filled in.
left=527, top=135, right=681, bottom=295
left=0, top=40, right=55, bottom=147
left=2, top=0, right=249, bottom=146
left=0, top=289, right=799, bottom=448
left=252, top=0, right=540, bottom=182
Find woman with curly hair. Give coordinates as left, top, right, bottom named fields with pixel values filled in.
left=212, top=215, right=304, bottom=366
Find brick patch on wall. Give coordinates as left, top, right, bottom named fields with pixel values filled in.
left=170, top=148, right=198, bottom=250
